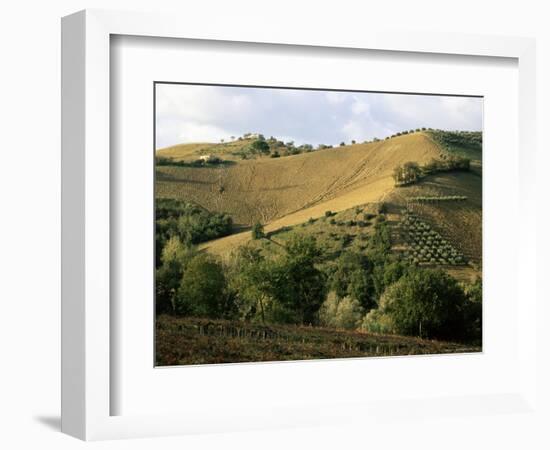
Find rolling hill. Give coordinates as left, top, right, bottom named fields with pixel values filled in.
left=157, top=138, right=256, bottom=161
left=155, top=131, right=481, bottom=280
left=156, top=132, right=443, bottom=224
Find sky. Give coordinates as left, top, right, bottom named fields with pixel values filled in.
left=155, top=83, right=483, bottom=149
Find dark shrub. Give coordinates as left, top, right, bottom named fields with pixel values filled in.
left=251, top=222, right=265, bottom=240
left=378, top=268, right=472, bottom=341
left=176, top=254, right=228, bottom=318
left=377, top=202, right=388, bottom=214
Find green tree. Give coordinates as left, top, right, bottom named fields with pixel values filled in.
left=230, top=235, right=327, bottom=326
left=176, top=254, right=228, bottom=318
left=403, top=161, right=422, bottom=182
left=377, top=202, right=388, bottom=214
left=375, top=269, right=470, bottom=340
left=161, top=235, right=189, bottom=265
left=330, top=251, right=375, bottom=311
left=155, top=237, right=196, bottom=314
left=319, top=292, right=364, bottom=329
left=155, top=199, right=232, bottom=259
left=393, top=162, right=422, bottom=184
left=229, top=247, right=291, bottom=324
left=463, top=277, right=482, bottom=342
left=278, top=235, right=327, bottom=324
left=371, top=260, right=410, bottom=302
left=251, top=222, right=265, bottom=240
left=368, top=221, right=392, bottom=255
left=156, top=263, right=182, bottom=314
left=250, top=139, right=270, bottom=155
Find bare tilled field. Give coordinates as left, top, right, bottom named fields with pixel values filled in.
left=156, top=133, right=441, bottom=227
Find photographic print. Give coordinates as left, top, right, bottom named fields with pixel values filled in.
left=154, top=83, right=482, bottom=366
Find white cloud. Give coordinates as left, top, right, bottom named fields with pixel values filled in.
left=325, top=91, right=347, bottom=105
left=176, top=122, right=235, bottom=143
left=351, top=98, right=370, bottom=115
left=155, top=84, right=483, bottom=149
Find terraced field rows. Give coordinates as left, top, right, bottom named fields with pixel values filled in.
left=399, top=212, right=466, bottom=266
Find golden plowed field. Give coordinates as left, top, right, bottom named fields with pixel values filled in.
left=156, top=133, right=441, bottom=227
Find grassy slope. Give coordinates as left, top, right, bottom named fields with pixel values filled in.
left=424, top=131, right=482, bottom=177
left=156, top=138, right=255, bottom=161
left=240, top=203, right=381, bottom=267
left=156, top=315, right=480, bottom=366
left=388, top=171, right=482, bottom=264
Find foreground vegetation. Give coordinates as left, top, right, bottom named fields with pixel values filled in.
left=156, top=315, right=480, bottom=366
left=156, top=217, right=482, bottom=345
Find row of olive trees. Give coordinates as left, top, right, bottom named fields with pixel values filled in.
left=237, top=137, right=332, bottom=160
left=427, top=130, right=482, bottom=152
left=409, top=195, right=467, bottom=203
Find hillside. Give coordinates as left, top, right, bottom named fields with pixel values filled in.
left=157, top=138, right=256, bottom=161
left=155, top=127, right=483, bottom=360
left=388, top=171, right=482, bottom=265
left=156, top=131, right=481, bottom=280
left=156, top=132, right=442, bottom=226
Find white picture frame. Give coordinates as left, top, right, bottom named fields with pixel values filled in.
left=61, top=9, right=538, bottom=441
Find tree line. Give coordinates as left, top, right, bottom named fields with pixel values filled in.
left=155, top=199, right=233, bottom=267
left=156, top=218, right=481, bottom=344
left=427, top=129, right=482, bottom=152
left=393, top=155, right=471, bottom=186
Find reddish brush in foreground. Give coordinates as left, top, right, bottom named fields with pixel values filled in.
left=155, top=315, right=480, bottom=366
